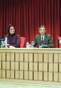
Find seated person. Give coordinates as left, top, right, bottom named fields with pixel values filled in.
left=34, top=25, right=54, bottom=48
left=6, top=24, right=20, bottom=48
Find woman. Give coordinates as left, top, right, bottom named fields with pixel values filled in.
left=6, top=24, right=20, bottom=48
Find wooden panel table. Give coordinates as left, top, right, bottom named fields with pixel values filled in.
left=0, top=48, right=61, bottom=86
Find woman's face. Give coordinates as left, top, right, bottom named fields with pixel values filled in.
left=9, top=26, right=15, bottom=34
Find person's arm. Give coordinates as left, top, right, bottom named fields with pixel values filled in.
left=12, top=35, right=20, bottom=48
left=9, top=35, right=20, bottom=48
left=47, top=35, right=54, bottom=48
left=34, top=36, right=37, bottom=47
left=40, top=35, right=54, bottom=48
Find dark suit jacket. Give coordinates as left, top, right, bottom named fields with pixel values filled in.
left=34, top=33, right=54, bottom=48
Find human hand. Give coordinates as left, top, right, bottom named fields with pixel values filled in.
left=29, top=44, right=33, bottom=48
left=39, top=45, right=42, bottom=48
left=31, top=41, right=35, bottom=46
left=9, top=45, right=15, bottom=48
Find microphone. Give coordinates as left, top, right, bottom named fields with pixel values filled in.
left=31, top=41, right=35, bottom=46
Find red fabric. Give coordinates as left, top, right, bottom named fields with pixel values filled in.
left=20, top=37, right=25, bottom=48
left=58, top=36, right=61, bottom=39
left=0, top=0, right=60, bottom=47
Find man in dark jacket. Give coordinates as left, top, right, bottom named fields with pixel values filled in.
left=34, top=25, right=54, bottom=48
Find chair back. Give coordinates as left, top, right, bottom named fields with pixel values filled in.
left=20, top=37, right=25, bottom=48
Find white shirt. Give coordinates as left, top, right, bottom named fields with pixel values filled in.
left=41, top=35, right=45, bottom=41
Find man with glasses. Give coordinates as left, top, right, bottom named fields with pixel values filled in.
left=34, top=25, right=54, bottom=48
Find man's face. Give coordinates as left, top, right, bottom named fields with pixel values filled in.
left=9, top=26, right=15, bottom=34
left=39, top=27, right=46, bottom=36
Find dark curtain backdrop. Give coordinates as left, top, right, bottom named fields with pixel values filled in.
left=0, top=0, right=61, bottom=47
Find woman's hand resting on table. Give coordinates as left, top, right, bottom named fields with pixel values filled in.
left=9, top=46, right=15, bottom=48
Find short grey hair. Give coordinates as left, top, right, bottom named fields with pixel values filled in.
left=39, top=25, right=46, bottom=30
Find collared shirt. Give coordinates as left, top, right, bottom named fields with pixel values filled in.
left=41, top=35, right=45, bottom=41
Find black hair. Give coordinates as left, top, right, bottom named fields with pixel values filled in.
left=7, top=24, right=15, bottom=34
left=39, top=25, right=46, bottom=30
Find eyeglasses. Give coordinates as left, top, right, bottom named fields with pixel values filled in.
left=10, top=28, right=15, bottom=31
left=39, top=29, right=45, bottom=31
